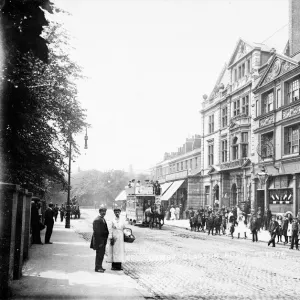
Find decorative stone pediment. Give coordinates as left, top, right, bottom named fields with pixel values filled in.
left=228, top=39, right=253, bottom=67
left=207, top=165, right=220, bottom=175
left=257, top=55, right=298, bottom=88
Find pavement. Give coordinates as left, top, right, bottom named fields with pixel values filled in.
left=164, top=219, right=273, bottom=242
left=9, top=221, right=150, bottom=300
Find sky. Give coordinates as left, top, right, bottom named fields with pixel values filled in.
left=54, top=0, right=289, bottom=174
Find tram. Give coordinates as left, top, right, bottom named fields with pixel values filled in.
left=125, top=181, right=164, bottom=228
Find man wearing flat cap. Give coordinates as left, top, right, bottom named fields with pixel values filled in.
left=90, top=207, right=109, bottom=272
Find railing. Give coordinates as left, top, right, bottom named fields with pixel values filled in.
left=165, top=170, right=188, bottom=181
left=220, top=158, right=247, bottom=170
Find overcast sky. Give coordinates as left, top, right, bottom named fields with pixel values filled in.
left=54, top=0, right=288, bottom=173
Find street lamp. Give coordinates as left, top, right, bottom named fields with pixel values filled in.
left=65, top=134, right=72, bottom=229
left=65, top=127, right=88, bottom=229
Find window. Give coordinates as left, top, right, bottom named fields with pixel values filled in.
left=209, top=114, right=214, bottom=133
left=287, top=78, right=300, bottom=104
left=190, top=159, right=192, bottom=169
left=238, top=66, right=241, bottom=79
left=205, top=186, right=210, bottom=205
left=195, top=157, right=198, bottom=167
left=241, top=132, right=249, bottom=158
left=261, top=132, right=274, bottom=158
left=221, top=140, right=228, bottom=162
left=181, top=162, right=183, bottom=170
left=233, top=99, right=240, bottom=116
left=234, top=69, right=237, bottom=82
left=241, top=95, right=249, bottom=115
left=277, top=89, right=281, bottom=109
left=222, top=106, right=228, bottom=127
left=284, top=124, right=300, bottom=154
left=185, top=160, right=188, bottom=169
left=262, top=91, right=274, bottom=114
left=247, top=59, right=251, bottom=74
left=241, top=63, right=245, bottom=77
left=208, top=144, right=214, bottom=165
left=177, top=163, right=179, bottom=171
left=256, top=100, right=259, bottom=117
left=232, top=137, right=238, bottom=160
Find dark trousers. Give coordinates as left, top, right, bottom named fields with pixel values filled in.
left=252, top=229, right=258, bottom=242
left=268, top=232, right=276, bottom=247
left=45, top=223, right=53, bottom=243
left=95, top=241, right=107, bottom=269
left=215, top=226, right=221, bottom=235
left=54, top=213, right=58, bottom=222
left=32, top=224, right=42, bottom=244
left=208, top=227, right=213, bottom=235
left=290, top=231, right=299, bottom=249
left=60, top=213, right=64, bottom=222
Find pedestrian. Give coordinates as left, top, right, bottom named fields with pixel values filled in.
left=229, top=217, right=238, bottom=239
left=60, top=204, right=65, bottom=222
left=214, top=213, right=221, bottom=235
left=206, top=213, right=214, bottom=235
left=31, top=199, right=43, bottom=244
left=268, top=215, right=279, bottom=247
left=287, top=217, right=292, bottom=243
left=175, top=206, right=180, bottom=220
left=179, top=204, right=183, bottom=220
left=106, top=208, right=126, bottom=271
left=289, top=218, right=299, bottom=250
left=276, top=215, right=283, bottom=243
left=170, top=206, right=176, bottom=221
left=250, top=216, right=259, bottom=242
left=90, top=207, right=109, bottom=273
left=221, top=215, right=227, bottom=235
left=237, top=215, right=247, bottom=239
left=53, top=204, right=59, bottom=222
left=282, top=216, right=289, bottom=245
left=44, top=202, right=55, bottom=244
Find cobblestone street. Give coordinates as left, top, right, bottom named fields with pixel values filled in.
left=73, top=209, right=300, bottom=300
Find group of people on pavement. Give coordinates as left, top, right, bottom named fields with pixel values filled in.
left=166, top=205, right=183, bottom=220
left=184, top=205, right=300, bottom=250
left=31, top=200, right=56, bottom=245
left=90, top=207, right=126, bottom=273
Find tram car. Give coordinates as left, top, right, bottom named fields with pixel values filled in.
left=125, top=180, right=164, bottom=229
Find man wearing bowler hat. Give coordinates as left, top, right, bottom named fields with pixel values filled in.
left=44, top=202, right=55, bottom=244
left=90, top=207, right=109, bottom=272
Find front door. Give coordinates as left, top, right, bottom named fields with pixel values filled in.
left=256, top=190, right=265, bottom=213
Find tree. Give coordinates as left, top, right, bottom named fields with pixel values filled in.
left=0, top=1, right=88, bottom=193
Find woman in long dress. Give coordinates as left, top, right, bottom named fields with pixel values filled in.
left=106, top=208, right=126, bottom=270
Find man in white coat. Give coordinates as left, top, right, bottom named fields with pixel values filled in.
left=106, top=208, right=126, bottom=270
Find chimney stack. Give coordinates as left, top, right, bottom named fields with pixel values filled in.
left=289, top=0, right=300, bottom=57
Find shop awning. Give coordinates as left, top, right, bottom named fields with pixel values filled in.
left=115, top=190, right=127, bottom=201
left=161, top=180, right=185, bottom=201
left=161, top=182, right=173, bottom=196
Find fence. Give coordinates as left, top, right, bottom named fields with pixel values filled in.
left=0, top=183, right=33, bottom=298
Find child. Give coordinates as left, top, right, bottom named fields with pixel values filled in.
left=282, top=216, right=289, bottom=245
left=250, top=216, right=259, bottom=242
left=237, top=215, right=247, bottom=239
left=287, top=218, right=292, bottom=243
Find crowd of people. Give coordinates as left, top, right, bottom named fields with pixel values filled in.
left=164, top=205, right=300, bottom=250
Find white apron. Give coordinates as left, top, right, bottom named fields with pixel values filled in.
left=106, top=217, right=126, bottom=263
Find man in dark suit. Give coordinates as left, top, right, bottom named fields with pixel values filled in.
left=90, top=207, right=109, bottom=273
left=268, top=215, right=278, bottom=247
left=44, top=202, right=55, bottom=244
left=31, top=199, right=43, bottom=244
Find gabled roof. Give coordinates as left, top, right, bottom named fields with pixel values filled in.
left=228, top=38, right=271, bottom=68
left=208, top=64, right=229, bottom=101
left=255, top=53, right=298, bottom=90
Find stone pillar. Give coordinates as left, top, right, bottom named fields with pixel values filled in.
left=13, top=189, right=26, bottom=280
left=264, top=178, right=269, bottom=213
left=219, top=176, right=223, bottom=208
left=293, top=174, right=297, bottom=215
left=23, top=192, right=33, bottom=261
left=243, top=171, right=247, bottom=202
left=0, top=183, right=19, bottom=298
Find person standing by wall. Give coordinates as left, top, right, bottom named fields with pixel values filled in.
left=31, top=199, right=43, bottom=244
left=106, top=208, right=126, bottom=271
left=44, top=203, right=55, bottom=244
left=170, top=206, right=176, bottom=221
left=90, top=207, right=109, bottom=272
left=175, top=206, right=180, bottom=220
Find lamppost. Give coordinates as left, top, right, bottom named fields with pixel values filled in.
left=65, top=134, right=72, bottom=229
left=65, top=127, right=88, bottom=229
left=256, top=165, right=269, bottom=214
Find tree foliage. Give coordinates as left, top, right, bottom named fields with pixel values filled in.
left=70, top=170, right=149, bottom=207
left=0, top=1, right=88, bottom=193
